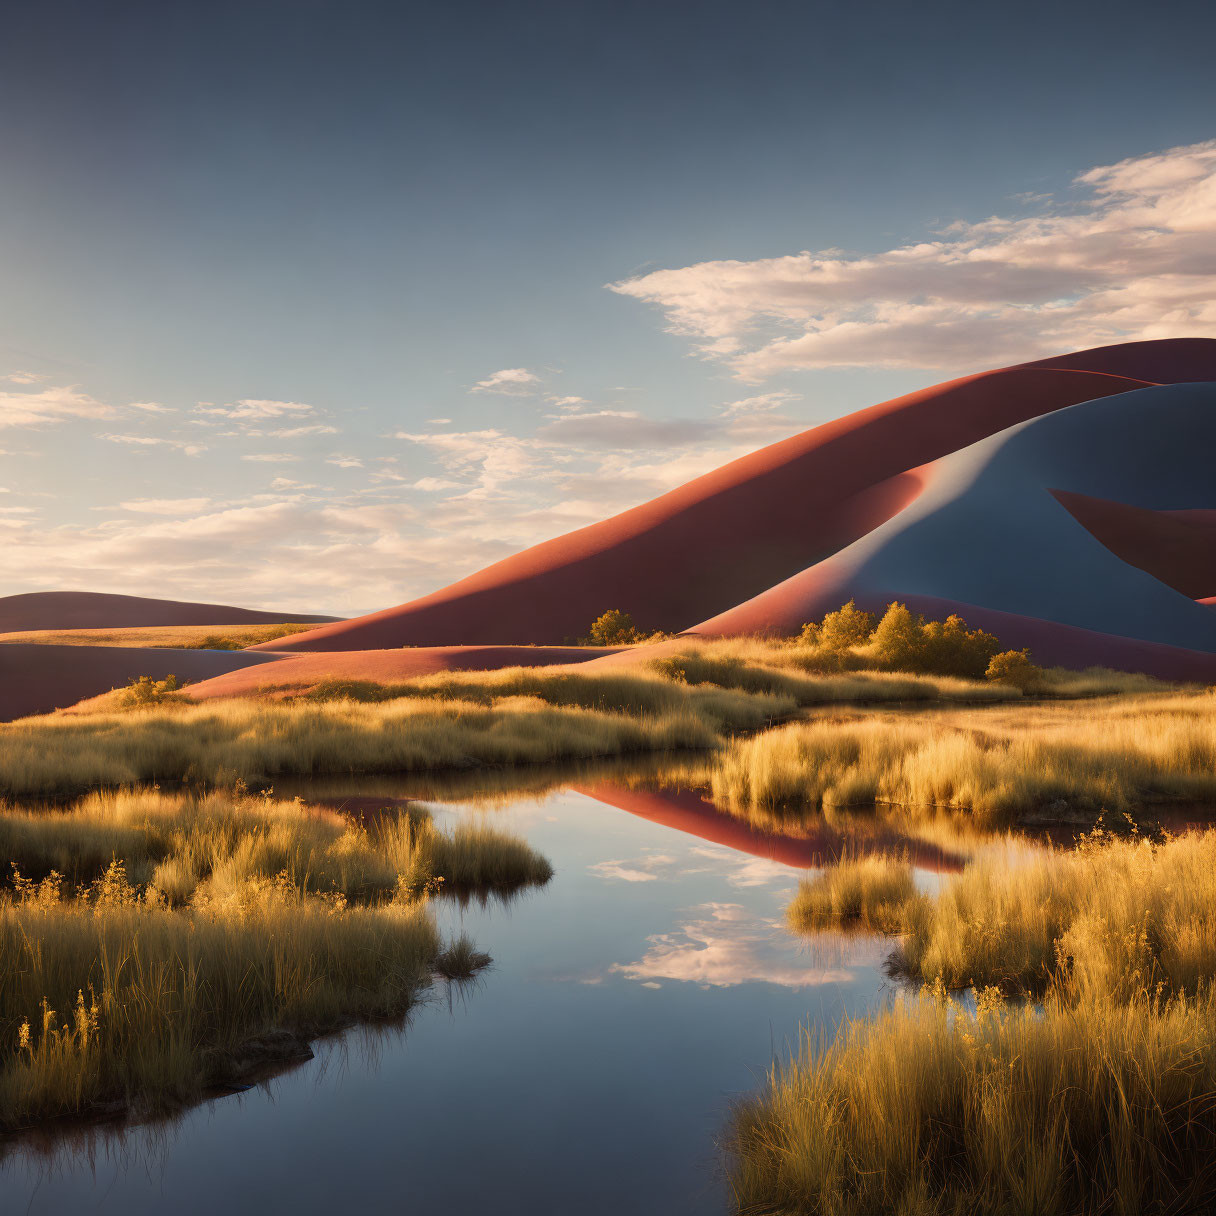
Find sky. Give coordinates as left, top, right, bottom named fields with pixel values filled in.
left=1, top=0, right=1214, bottom=616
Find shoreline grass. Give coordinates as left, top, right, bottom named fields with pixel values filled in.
left=731, top=989, right=1216, bottom=1216
left=740, top=827, right=1216, bottom=1213
left=711, top=689, right=1216, bottom=825
left=0, top=788, right=551, bottom=1134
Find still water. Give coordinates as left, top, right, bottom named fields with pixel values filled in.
left=5, top=778, right=946, bottom=1215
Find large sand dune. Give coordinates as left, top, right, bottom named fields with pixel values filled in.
left=0, top=591, right=338, bottom=634
left=693, top=382, right=1216, bottom=673
left=260, top=340, right=1216, bottom=653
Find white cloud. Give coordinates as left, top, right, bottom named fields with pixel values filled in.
left=99, top=433, right=207, bottom=456
left=266, top=423, right=340, bottom=438
left=197, top=398, right=317, bottom=421
left=470, top=367, right=541, bottom=395
left=241, top=452, right=301, bottom=463
left=1, top=385, right=115, bottom=428
left=4, top=371, right=46, bottom=385
left=609, top=138, right=1216, bottom=376
left=117, top=497, right=213, bottom=514
left=612, top=902, right=871, bottom=989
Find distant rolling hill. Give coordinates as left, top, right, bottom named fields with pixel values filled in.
left=0, top=591, right=339, bottom=634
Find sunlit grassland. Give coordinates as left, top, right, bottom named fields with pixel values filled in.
left=737, top=829, right=1216, bottom=1213
left=786, top=854, right=915, bottom=934
left=732, top=990, right=1216, bottom=1216
left=0, top=622, right=329, bottom=649
left=712, top=688, right=1216, bottom=824
left=0, top=788, right=551, bottom=1133
left=7, top=633, right=1173, bottom=799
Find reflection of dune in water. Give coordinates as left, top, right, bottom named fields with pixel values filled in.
left=575, top=783, right=965, bottom=874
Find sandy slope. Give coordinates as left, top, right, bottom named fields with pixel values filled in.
left=264, top=344, right=1216, bottom=652
left=0, top=591, right=338, bottom=633
left=693, top=382, right=1216, bottom=668
left=182, top=645, right=623, bottom=701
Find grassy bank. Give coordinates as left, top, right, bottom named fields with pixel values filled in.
left=712, top=689, right=1216, bottom=824
left=737, top=829, right=1216, bottom=1213
left=7, top=630, right=1172, bottom=798
left=732, top=990, right=1216, bottom=1216
left=0, top=789, right=551, bottom=1133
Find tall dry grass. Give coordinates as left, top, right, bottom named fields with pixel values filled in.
left=712, top=689, right=1216, bottom=822
left=0, top=689, right=761, bottom=798
left=785, top=854, right=914, bottom=934
left=0, top=788, right=551, bottom=1132
left=739, top=829, right=1216, bottom=1213
left=731, top=990, right=1216, bottom=1216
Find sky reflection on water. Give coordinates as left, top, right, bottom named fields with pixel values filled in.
left=7, top=782, right=906, bottom=1216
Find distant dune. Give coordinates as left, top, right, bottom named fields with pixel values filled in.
left=0, top=645, right=277, bottom=722
left=0, top=591, right=339, bottom=634
left=259, top=338, right=1216, bottom=654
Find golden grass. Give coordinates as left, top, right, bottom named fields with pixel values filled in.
left=786, top=855, right=915, bottom=934
left=0, top=622, right=329, bottom=649
left=712, top=689, right=1216, bottom=823
left=0, top=788, right=550, bottom=1132
left=0, top=689, right=761, bottom=798
left=731, top=990, right=1216, bottom=1216
left=738, top=829, right=1216, bottom=1213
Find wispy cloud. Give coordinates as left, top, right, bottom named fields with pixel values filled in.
left=197, top=398, right=318, bottom=421
left=610, top=138, right=1216, bottom=376
left=99, top=433, right=207, bottom=456
left=1, top=385, right=115, bottom=428
left=470, top=367, right=541, bottom=395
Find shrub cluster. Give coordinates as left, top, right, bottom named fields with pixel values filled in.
left=797, top=601, right=1045, bottom=683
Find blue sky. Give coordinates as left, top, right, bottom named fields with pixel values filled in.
left=1, top=0, right=1214, bottom=615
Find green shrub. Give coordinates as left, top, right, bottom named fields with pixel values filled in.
left=587, top=609, right=640, bottom=646
left=987, top=648, right=1044, bottom=690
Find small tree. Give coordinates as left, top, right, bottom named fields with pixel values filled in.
left=870, top=602, right=926, bottom=671
left=817, top=600, right=877, bottom=653
left=986, top=648, right=1043, bottom=691
left=588, top=609, right=639, bottom=646
left=919, top=614, right=1002, bottom=679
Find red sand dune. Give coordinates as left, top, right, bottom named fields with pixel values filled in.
left=0, top=591, right=337, bottom=633
left=183, top=645, right=622, bottom=702
left=577, top=784, right=964, bottom=873
left=1051, top=491, right=1216, bottom=599
left=0, top=645, right=278, bottom=722
left=693, top=588, right=1216, bottom=682
left=260, top=344, right=1216, bottom=654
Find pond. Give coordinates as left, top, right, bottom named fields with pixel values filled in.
left=6, top=773, right=970, bottom=1215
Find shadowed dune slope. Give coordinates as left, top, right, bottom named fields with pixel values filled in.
left=0, top=645, right=278, bottom=722
left=1050, top=491, right=1216, bottom=599
left=258, top=343, right=1216, bottom=653
left=0, top=591, right=338, bottom=633
left=693, top=382, right=1216, bottom=675
left=183, top=645, right=622, bottom=701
